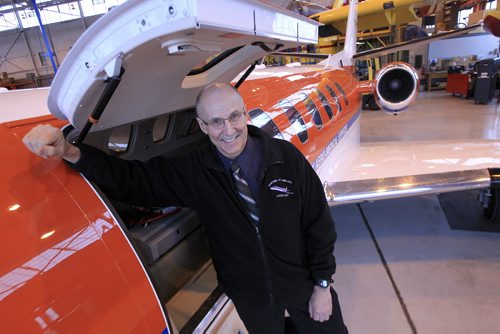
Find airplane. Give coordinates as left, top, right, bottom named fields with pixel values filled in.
left=1, top=0, right=498, bottom=332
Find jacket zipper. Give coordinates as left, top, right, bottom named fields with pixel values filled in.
left=253, top=223, right=275, bottom=305
left=228, top=170, right=275, bottom=305
left=255, top=164, right=277, bottom=305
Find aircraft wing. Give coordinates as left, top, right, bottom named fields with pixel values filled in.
left=353, top=23, right=483, bottom=61
left=315, top=107, right=500, bottom=206
left=271, top=24, right=484, bottom=63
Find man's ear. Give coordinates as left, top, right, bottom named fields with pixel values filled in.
left=196, top=117, right=208, bottom=135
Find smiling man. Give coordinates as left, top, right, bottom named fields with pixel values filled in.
left=196, top=83, right=248, bottom=159
left=23, top=83, right=347, bottom=334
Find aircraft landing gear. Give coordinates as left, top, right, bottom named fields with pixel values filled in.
left=479, top=188, right=500, bottom=223
left=361, top=94, right=380, bottom=110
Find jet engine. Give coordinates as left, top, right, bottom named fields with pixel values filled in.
left=373, top=62, right=419, bottom=115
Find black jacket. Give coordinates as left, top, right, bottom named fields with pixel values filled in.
left=72, top=125, right=337, bottom=306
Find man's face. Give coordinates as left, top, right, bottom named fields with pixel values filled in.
left=197, top=89, right=248, bottom=159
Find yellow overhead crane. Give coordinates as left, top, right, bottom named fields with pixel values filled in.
left=309, top=0, right=435, bottom=54
left=270, top=0, right=433, bottom=65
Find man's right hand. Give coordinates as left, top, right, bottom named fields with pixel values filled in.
left=23, top=124, right=81, bottom=163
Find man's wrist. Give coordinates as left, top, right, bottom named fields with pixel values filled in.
left=63, top=143, right=81, bottom=164
left=313, top=285, right=331, bottom=294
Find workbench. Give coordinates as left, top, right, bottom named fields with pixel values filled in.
left=425, top=71, right=448, bottom=91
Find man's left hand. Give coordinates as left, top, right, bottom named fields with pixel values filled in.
left=308, top=286, right=333, bottom=322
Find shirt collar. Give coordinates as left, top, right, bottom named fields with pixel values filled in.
left=217, top=136, right=257, bottom=172
left=204, top=125, right=284, bottom=171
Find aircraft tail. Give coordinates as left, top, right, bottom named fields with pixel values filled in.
left=324, top=0, right=357, bottom=68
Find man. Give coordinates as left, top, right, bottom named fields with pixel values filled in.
left=23, top=83, right=347, bottom=333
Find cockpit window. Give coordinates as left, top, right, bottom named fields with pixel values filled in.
left=248, top=108, right=284, bottom=140
left=279, top=99, right=308, bottom=143
left=187, top=46, right=244, bottom=76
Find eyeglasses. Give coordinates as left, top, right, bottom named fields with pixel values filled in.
left=199, top=111, right=245, bottom=130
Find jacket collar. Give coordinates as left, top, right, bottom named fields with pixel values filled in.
left=203, top=125, right=284, bottom=172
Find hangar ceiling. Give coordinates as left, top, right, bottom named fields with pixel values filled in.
left=0, top=0, right=335, bottom=15
left=0, top=0, right=78, bottom=13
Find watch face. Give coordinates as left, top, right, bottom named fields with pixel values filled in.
left=317, top=279, right=329, bottom=288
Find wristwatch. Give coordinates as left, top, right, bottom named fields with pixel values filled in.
left=314, top=278, right=333, bottom=288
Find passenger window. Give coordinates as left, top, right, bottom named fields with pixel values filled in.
left=334, top=82, right=349, bottom=106
left=325, top=84, right=342, bottom=114
left=152, top=115, right=171, bottom=143
left=312, top=109, right=323, bottom=129
left=108, top=124, right=132, bottom=154
left=279, top=99, right=308, bottom=143
left=248, top=108, right=284, bottom=139
left=300, top=94, right=323, bottom=129
left=315, top=89, right=333, bottom=119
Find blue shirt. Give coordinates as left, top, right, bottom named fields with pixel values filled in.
left=217, top=135, right=262, bottom=201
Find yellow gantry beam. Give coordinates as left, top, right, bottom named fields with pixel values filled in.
left=310, top=0, right=429, bottom=34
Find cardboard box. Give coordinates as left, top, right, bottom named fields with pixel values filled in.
left=468, top=9, right=492, bottom=26
left=436, top=22, right=447, bottom=31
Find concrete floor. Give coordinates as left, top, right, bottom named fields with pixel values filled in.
left=360, top=91, right=500, bottom=142
left=332, top=91, right=500, bottom=334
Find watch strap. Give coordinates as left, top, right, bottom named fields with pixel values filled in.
left=314, top=278, right=333, bottom=288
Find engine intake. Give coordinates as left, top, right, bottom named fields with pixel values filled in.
left=373, top=62, right=419, bottom=114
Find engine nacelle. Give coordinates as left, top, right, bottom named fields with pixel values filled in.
left=373, top=62, right=419, bottom=115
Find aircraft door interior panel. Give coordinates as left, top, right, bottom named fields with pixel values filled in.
left=129, top=208, right=202, bottom=265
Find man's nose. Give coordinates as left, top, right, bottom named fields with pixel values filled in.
left=223, top=119, right=236, bottom=134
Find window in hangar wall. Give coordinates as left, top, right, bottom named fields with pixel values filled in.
left=458, top=0, right=497, bottom=26
left=0, top=0, right=128, bottom=32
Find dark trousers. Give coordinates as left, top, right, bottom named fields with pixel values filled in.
left=233, top=287, right=348, bottom=334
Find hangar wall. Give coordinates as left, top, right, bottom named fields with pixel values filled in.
left=429, top=32, right=498, bottom=60
left=0, top=16, right=100, bottom=83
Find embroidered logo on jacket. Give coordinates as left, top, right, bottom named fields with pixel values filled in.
left=268, top=179, right=295, bottom=198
